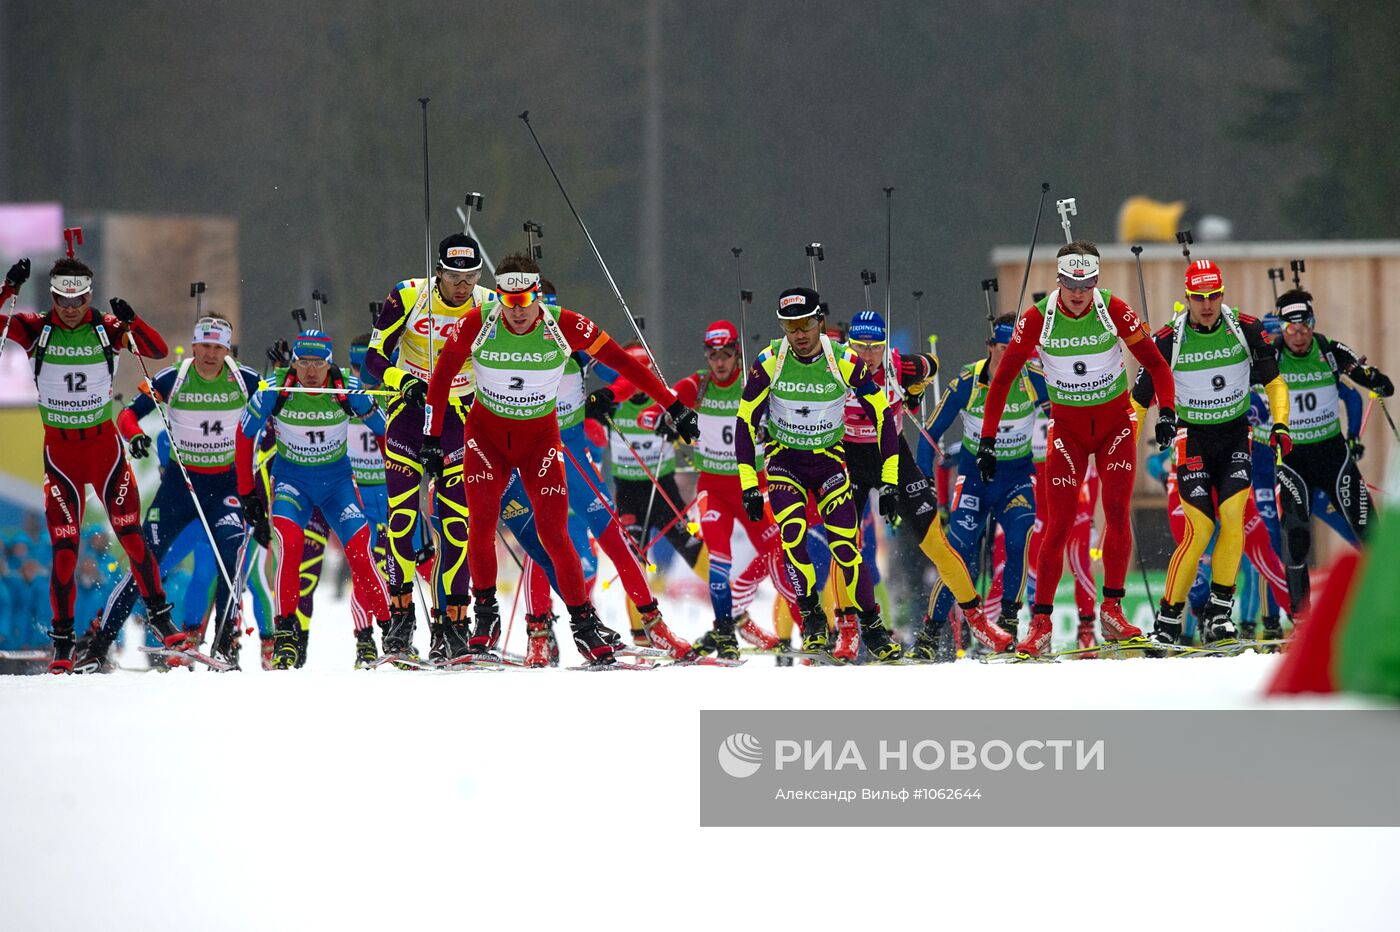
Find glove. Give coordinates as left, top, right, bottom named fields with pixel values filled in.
left=1155, top=407, right=1179, bottom=451
left=585, top=387, right=617, bottom=423
left=127, top=434, right=152, bottom=460
left=878, top=483, right=901, bottom=527
left=421, top=435, right=444, bottom=482
left=4, top=258, right=30, bottom=289
left=653, top=410, right=680, bottom=442
left=1270, top=423, right=1293, bottom=458
left=1369, top=370, right=1394, bottom=398
left=239, top=493, right=271, bottom=548
left=742, top=487, right=766, bottom=523
left=976, top=445, right=997, bottom=483
left=266, top=339, right=291, bottom=369
left=109, top=297, right=136, bottom=324
left=398, top=376, right=429, bottom=407
left=1348, top=436, right=1365, bottom=462
left=665, top=400, right=700, bottom=444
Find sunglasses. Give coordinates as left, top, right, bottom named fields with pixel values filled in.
left=439, top=270, right=479, bottom=286
left=704, top=345, right=738, bottom=359
left=1283, top=317, right=1314, bottom=332
left=781, top=317, right=820, bottom=334
left=1058, top=275, right=1099, bottom=293
left=498, top=288, right=539, bottom=309
left=847, top=340, right=886, bottom=351
left=53, top=292, right=88, bottom=309
left=1187, top=290, right=1225, bottom=301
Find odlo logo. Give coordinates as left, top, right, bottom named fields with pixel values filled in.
left=718, top=733, right=763, bottom=778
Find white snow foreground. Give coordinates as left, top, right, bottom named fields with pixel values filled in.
left=2, top=591, right=1395, bottom=931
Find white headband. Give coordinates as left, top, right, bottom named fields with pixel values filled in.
left=50, top=274, right=93, bottom=297
left=192, top=317, right=233, bottom=348
left=1056, top=253, right=1100, bottom=280
left=497, top=271, right=541, bottom=294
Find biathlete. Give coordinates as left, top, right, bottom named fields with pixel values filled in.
left=0, top=256, right=175, bottom=673
left=977, top=240, right=1177, bottom=657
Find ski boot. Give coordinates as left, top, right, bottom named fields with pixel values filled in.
left=208, top=623, right=241, bottom=672
left=1014, top=611, right=1054, bottom=658
left=1239, top=619, right=1257, bottom=641
left=710, top=616, right=741, bottom=662
left=736, top=611, right=781, bottom=651
left=260, top=635, right=275, bottom=671
left=775, top=637, right=795, bottom=668
left=271, top=615, right=300, bottom=670
left=1258, top=615, right=1285, bottom=652
left=1147, top=603, right=1184, bottom=657
left=468, top=589, right=502, bottom=654
left=1099, top=595, right=1144, bottom=642
left=427, top=611, right=449, bottom=665
left=73, top=622, right=117, bottom=675
left=830, top=608, right=860, bottom=663
left=637, top=602, right=693, bottom=660
left=569, top=604, right=617, bottom=665
left=994, top=604, right=1021, bottom=643
left=49, top=619, right=76, bottom=675
left=964, top=598, right=1014, bottom=654
left=692, top=630, right=717, bottom=656
left=798, top=598, right=830, bottom=654
left=857, top=606, right=902, bottom=663
left=1075, top=612, right=1099, bottom=658
left=442, top=607, right=472, bottom=664
left=294, top=624, right=310, bottom=669
left=381, top=604, right=419, bottom=667
left=145, top=599, right=190, bottom=651
left=1199, top=585, right=1239, bottom=646
left=907, top=615, right=957, bottom=663
left=354, top=628, right=379, bottom=669
left=524, top=613, right=560, bottom=668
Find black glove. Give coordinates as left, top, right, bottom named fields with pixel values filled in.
left=239, top=493, right=271, bottom=548
left=1155, top=407, right=1179, bottom=451
left=109, top=297, right=136, bottom=324
left=398, top=376, right=428, bottom=407
left=1369, top=370, right=1394, bottom=398
left=4, top=258, right=30, bottom=289
left=266, top=339, right=291, bottom=369
left=976, top=445, right=997, bottom=483
left=127, top=434, right=151, bottom=460
left=585, top=387, right=617, bottom=423
left=421, top=435, right=444, bottom=482
left=742, top=487, right=766, bottom=523
left=878, top=483, right=902, bottom=527
left=1348, top=436, right=1365, bottom=462
left=665, top=400, right=700, bottom=444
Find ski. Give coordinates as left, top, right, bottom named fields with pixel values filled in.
left=978, top=651, right=1058, bottom=665
left=665, top=655, right=746, bottom=668
left=368, top=653, right=436, bottom=671
left=568, top=658, right=657, bottom=672
left=138, top=645, right=234, bottom=671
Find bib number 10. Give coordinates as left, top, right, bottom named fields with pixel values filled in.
left=1296, top=391, right=1318, bottom=412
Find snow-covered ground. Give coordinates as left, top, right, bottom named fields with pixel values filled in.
left=2, top=583, right=1397, bottom=931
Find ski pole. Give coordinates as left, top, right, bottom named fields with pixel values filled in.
left=1376, top=395, right=1400, bottom=444
left=519, top=110, right=670, bottom=389
left=1011, top=184, right=1050, bottom=319
left=599, top=492, right=702, bottom=589
left=557, top=443, right=662, bottom=573
left=732, top=247, right=751, bottom=372
left=253, top=383, right=398, bottom=397
left=417, top=97, right=445, bottom=620
left=601, top=413, right=692, bottom=525
left=913, top=290, right=925, bottom=349
left=882, top=187, right=895, bottom=407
